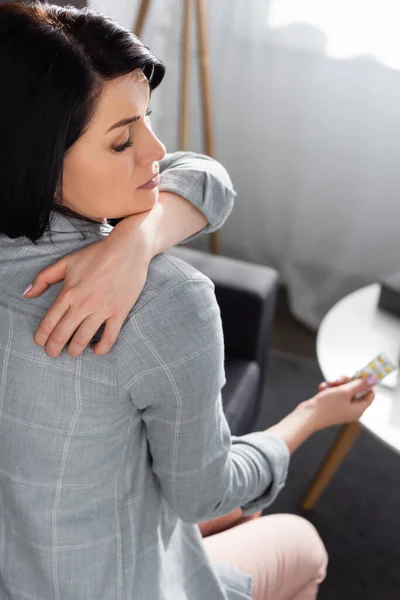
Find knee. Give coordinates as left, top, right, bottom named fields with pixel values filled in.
left=286, top=515, right=328, bottom=585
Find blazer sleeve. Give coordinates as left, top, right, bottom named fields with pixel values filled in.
left=158, top=152, right=236, bottom=242
left=117, top=270, right=290, bottom=522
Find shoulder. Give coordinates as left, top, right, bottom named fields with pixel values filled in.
left=127, top=252, right=216, bottom=316
left=116, top=254, right=224, bottom=395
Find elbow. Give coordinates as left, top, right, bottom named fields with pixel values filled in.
left=203, top=169, right=236, bottom=233
left=174, top=500, right=222, bottom=525
left=170, top=483, right=230, bottom=524
left=209, top=158, right=235, bottom=194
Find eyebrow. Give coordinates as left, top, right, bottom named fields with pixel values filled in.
left=106, top=115, right=141, bottom=134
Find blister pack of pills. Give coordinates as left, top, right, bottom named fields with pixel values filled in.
left=351, top=353, right=397, bottom=399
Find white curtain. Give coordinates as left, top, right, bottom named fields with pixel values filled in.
left=89, top=0, right=400, bottom=330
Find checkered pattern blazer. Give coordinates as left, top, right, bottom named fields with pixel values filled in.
left=0, top=153, right=289, bottom=599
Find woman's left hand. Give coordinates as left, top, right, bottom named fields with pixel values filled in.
left=23, top=214, right=154, bottom=358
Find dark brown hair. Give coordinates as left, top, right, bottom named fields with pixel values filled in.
left=0, top=2, right=165, bottom=242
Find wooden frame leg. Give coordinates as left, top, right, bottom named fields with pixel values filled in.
left=195, top=0, right=214, bottom=157
left=134, top=0, right=151, bottom=38
left=195, top=0, right=219, bottom=255
left=179, top=0, right=192, bottom=153
left=300, top=422, right=362, bottom=511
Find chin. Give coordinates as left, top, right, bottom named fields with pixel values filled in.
left=137, top=187, right=159, bottom=210
left=116, top=188, right=160, bottom=218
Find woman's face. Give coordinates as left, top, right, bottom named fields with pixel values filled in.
left=60, top=70, right=166, bottom=222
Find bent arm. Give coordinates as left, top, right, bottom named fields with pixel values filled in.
left=117, top=273, right=290, bottom=523
left=110, top=151, right=236, bottom=260
left=24, top=155, right=235, bottom=360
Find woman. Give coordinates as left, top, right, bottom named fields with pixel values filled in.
left=0, top=4, right=377, bottom=599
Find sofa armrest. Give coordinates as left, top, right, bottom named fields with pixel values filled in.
left=165, top=247, right=279, bottom=370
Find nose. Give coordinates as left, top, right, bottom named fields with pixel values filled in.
left=135, top=121, right=166, bottom=168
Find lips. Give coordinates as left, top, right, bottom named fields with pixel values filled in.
left=138, top=174, right=160, bottom=190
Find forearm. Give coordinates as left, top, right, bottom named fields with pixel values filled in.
left=267, top=403, right=317, bottom=455
left=152, top=191, right=207, bottom=255
left=107, top=191, right=207, bottom=260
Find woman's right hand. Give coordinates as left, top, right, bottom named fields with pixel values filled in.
left=303, top=376, right=377, bottom=431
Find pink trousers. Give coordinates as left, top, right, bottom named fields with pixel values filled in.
left=203, top=514, right=328, bottom=600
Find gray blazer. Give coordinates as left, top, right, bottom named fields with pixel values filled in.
left=0, top=153, right=289, bottom=600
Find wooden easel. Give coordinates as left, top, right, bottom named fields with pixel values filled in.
left=134, top=0, right=219, bottom=255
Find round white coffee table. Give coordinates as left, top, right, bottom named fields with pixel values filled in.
left=300, top=283, right=400, bottom=509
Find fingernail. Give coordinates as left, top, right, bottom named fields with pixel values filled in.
left=22, top=284, right=32, bottom=296
left=367, top=375, right=378, bottom=386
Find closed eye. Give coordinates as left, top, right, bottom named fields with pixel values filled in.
left=113, top=106, right=153, bottom=153
left=113, top=139, right=133, bottom=153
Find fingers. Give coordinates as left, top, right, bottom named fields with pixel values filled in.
left=33, top=289, right=124, bottom=358
left=335, top=375, right=351, bottom=385
left=318, top=375, right=350, bottom=392
left=33, top=292, right=71, bottom=348
left=36, top=306, right=102, bottom=359
left=64, top=314, right=110, bottom=358
left=90, top=315, right=122, bottom=356
left=359, top=390, right=375, bottom=405
left=345, top=376, right=378, bottom=396
left=35, top=305, right=120, bottom=358
left=350, top=390, right=375, bottom=419
left=23, top=258, right=66, bottom=298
